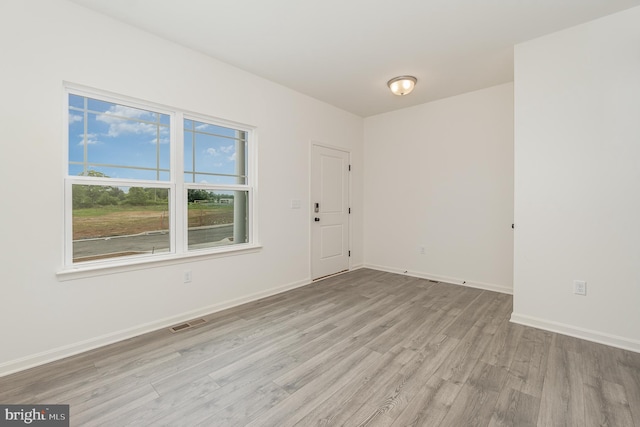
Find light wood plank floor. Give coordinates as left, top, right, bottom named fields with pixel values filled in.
left=2, top=269, right=640, bottom=426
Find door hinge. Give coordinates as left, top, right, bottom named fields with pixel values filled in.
left=348, top=164, right=351, bottom=171
left=348, top=250, right=351, bottom=257
left=348, top=207, right=351, bottom=214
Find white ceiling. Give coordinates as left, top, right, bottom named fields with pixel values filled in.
left=70, top=0, right=640, bottom=117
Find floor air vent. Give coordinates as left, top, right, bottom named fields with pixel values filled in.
left=169, top=318, right=207, bottom=333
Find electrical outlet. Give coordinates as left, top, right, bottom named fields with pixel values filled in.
left=573, top=280, right=586, bottom=296
left=184, top=270, right=192, bottom=283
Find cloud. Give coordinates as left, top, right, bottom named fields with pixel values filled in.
left=206, top=145, right=235, bottom=159
left=103, top=120, right=156, bottom=138
left=195, top=123, right=211, bottom=131
left=102, top=104, right=153, bottom=120
left=69, top=113, right=83, bottom=124
left=77, top=133, right=100, bottom=146
left=96, top=105, right=160, bottom=137
left=150, top=137, right=170, bottom=145
left=218, top=144, right=236, bottom=162
left=220, top=144, right=234, bottom=154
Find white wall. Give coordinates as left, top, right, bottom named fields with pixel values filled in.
left=0, top=0, right=363, bottom=375
left=363, top=84, right=514, bottom=293
left=512, top=6, right=640, bottom=351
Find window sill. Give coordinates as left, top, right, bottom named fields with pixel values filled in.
left=56, top=243, right=263, bottom=282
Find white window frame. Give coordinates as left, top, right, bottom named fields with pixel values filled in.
left=59, top=84, right=259, bottom=279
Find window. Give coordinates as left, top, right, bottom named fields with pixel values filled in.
left=65, top=87, right=255, bottom=268
left=183, top=120, right=249, bottom=251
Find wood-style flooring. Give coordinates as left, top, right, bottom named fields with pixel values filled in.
left=2, top=269, right=640, bottom=426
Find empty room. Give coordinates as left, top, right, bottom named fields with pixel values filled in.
left=1, top=0, right=640, bottom=425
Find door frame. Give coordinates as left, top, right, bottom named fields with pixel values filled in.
left=309, top=141, right=351, bottom=280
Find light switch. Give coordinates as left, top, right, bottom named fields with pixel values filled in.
left=574, top=280, right=586, bottom=296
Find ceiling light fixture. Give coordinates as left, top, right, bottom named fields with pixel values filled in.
left=387, top=75, right=417, bottom=96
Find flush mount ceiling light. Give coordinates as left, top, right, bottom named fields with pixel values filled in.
left=387, top=75, right=417, bottom=96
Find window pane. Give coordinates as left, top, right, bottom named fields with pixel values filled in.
left=184, top=130, right=194, bottom=179
left=69, top=166, right=169, bottom=181
left=69, top=94, right=85, bottom=108
left=184, top=119, right=247, bottom=182
left=193, top=133, right=236, bottom=173
left=68, top=108, right=85, bottom=164
left=187, top=190, right=248, bottom=250
left=72, top=184, right=170, bottom=263
left=193, top=121, right=239, bottom=138
left=190, top=174, right=246, bottom=185
left=69, top=95, right=170, bottom=181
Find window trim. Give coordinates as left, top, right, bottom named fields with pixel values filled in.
left=59, top=83, right=259, bottom=277
left=56, top=243, right=263, bottom=281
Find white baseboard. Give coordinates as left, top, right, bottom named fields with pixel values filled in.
left=0, top=277, right=312, bottom=377
left=510, top=312, right=640, bottom=353
left=364, top=263, right=513, bottom=295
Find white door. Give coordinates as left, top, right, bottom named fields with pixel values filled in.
left=311, top=145, right=350, bottom=280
